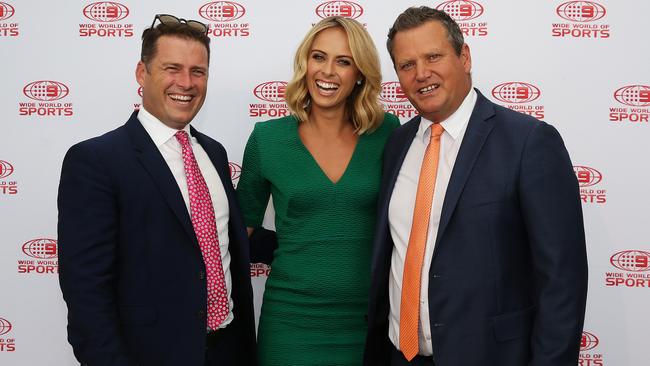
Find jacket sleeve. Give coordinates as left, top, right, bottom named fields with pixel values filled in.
left=58, top=142, right=137, bottom=366
left=518, top=122, right=588, bottom=366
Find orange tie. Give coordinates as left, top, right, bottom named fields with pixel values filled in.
left=400, top=123, right=444, bottom=361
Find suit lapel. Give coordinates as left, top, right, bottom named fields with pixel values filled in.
left=371, top=116, right=421, bottom=273
left=436, top=91, right=496, bottom=246
left=380, top=116, right=421, bottom=216
left=124, top=112, right=197, bottom=242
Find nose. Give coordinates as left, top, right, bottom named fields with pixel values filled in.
left=322, top=60, right=335, bottom=76
left=415, top=62, right=430, bottom=82
left=175, top=70, right=192, bottom=89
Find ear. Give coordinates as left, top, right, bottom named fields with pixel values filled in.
left=135, top=61, right=146, bottom=87
left=460, top=43, right=472, bottom=73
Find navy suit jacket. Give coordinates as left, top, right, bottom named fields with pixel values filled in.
left=58, top=112, right=256, bottom=366
left=364, top=90, right=588, bottom=366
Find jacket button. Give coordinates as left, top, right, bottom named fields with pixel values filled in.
left=199, top=271, right=205, bottom=280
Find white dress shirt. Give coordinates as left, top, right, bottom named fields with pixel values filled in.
left=388, top=88, right=477, bottom=355
left=138, top=107, right=234, bottom=328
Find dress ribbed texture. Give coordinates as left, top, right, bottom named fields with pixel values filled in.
left=237, top=113, right=399, bottom=365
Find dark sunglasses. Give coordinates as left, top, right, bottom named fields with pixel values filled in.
left=150, top=14, right=208, bottom=35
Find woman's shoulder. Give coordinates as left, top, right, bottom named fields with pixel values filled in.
left=250, top=115, right=298, bottom=138
left=382, top=112, right=401, bottom=129
left=371, top=112, right=401, bottom=135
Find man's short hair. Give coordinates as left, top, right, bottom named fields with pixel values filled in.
left=140, top=22, right=211, bottom=67
left=387, top=6, right=464, bottom=62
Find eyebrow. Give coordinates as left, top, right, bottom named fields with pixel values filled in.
left=396, top=58, right=414, bottom=65
left=396, top=50, right=443, bottom=64
left=310, top=48, right=353, bottom=59
left=161, top=62, right=207, bottom=70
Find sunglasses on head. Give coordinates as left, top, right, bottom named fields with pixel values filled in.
left=151, top=14, right=208, bottom=35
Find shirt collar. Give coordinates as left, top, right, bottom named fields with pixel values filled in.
left=417, top=88, right=477, bottom=143
left=137, top=106, right=192, bottom=148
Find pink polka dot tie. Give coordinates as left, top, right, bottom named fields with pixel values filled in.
left=175, top=131, right=229, bottom=330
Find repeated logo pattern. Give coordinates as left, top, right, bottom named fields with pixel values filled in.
left=21, top=239, right=58, bottom=259
left=0, top=160, right=14, bottom=179
left=22, top=81, right=69, bottom=101
left=556, top=1, right=606, bottom=22
left=610, top=250, right=650, bottom=272
left=315, top=1, right=363, bottom=19
left=492, top=82, right=541, bottom=103
left=199, top=1, right=246, bottom=22
left=253, top=81, right=287, bottom=102
left=614, top=85, right=650, bottom=107
left=0, top=2, right=15, bottom=20
left=82, top=2, right=130, bottom=22
left=437, top=0, right=484, bottom=21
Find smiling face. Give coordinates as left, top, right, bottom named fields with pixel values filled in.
left=306, top=27, right=360, bottom=115
left=392, top=20, right=472, bottom=123
left=136, top=35, right=208, bottom=129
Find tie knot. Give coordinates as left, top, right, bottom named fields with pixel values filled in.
left=430, top=123, right=444, bottom=138
left=175, top=130, right=190, bottom=148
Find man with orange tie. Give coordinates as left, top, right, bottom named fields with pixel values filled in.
left=58, top=15, right=256, bottom=366
left=364, top=7, right=588, bottom=366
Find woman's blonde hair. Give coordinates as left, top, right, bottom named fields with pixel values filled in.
left=285, top=16, right=384, bottom=134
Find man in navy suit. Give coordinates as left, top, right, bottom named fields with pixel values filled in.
left=364, top=7, right=588, bottom=366
left=58, top=15, right=256, bottom=366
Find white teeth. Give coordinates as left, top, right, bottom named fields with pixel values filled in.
left=316, top=80, right=339, bottom=90
left=169, top=94, right=192, bottom=102
left=419, top=84, right=439, bottom=93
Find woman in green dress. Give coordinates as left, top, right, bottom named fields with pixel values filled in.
left=237, top=16, right=399, bottom=365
